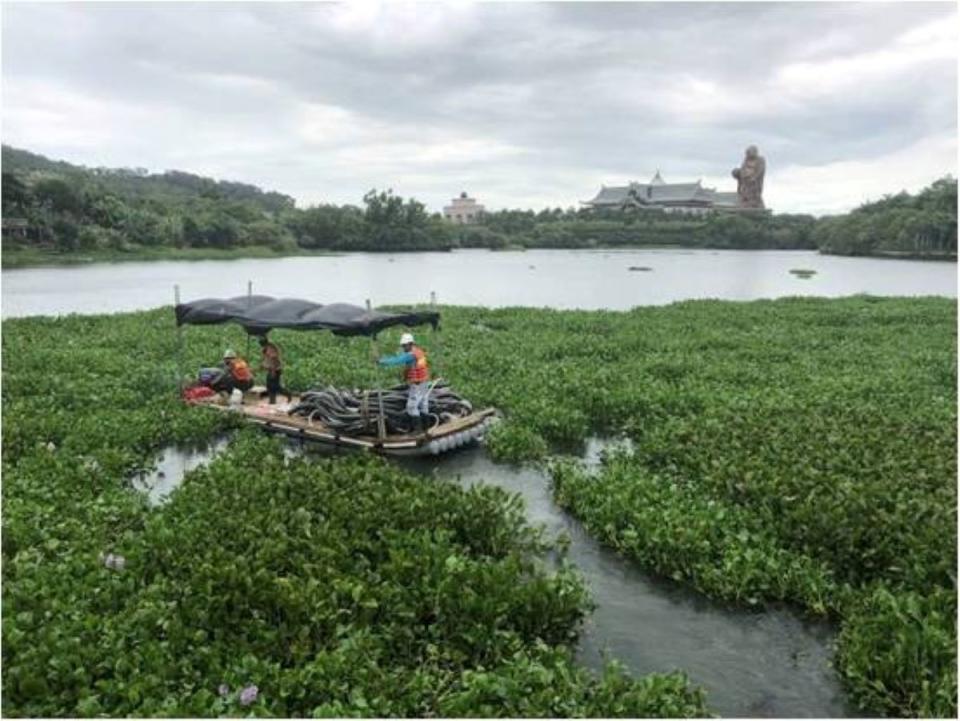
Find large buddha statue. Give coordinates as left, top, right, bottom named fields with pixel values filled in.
left=731, top=145, right=766, bottom=209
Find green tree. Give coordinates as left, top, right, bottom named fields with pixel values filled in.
left=2, top=172, right=30, bottom=213
left=51, top=217, right=80, bottom=251
left=123, top=208, right=164, bottom=246
left=33, top=178, right=84, bottom=215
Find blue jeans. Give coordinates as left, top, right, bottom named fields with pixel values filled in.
left=406, top=381, right=430, bottom=417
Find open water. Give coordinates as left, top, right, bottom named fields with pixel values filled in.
left=2, top=248, right=955, bottom=317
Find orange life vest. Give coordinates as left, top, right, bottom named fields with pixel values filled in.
left=405, top=346, right=430, bottom=384
left=230, top=358, right=253, bottom=382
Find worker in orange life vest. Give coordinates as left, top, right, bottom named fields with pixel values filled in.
left=378, top=332, right=431, bottom=432
left=213, top=349, right=254, bottom=395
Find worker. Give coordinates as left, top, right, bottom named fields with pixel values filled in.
left=258, top=335, right=292, bottom=404
left=212, top=349, right=254, bottom=395
left=378, top=332, right=431, bottom=432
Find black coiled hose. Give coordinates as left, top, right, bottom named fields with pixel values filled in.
left=290, top=381, right=473, bottom=435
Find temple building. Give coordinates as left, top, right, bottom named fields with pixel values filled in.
left=443, top=191, right=484, bottom=224
left=583, top=171, right=739, bottom=215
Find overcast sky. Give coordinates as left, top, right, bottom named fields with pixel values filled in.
left=2, top=1, right=957, bottom=215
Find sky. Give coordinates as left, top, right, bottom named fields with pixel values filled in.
left=1, top=1, right=957, bottom=215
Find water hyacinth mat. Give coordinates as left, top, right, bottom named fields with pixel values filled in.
left=2, top=296, right=955, bottom=717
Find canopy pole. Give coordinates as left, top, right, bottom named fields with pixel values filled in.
left=431, top=290, right=443, bottom=380
left=245, top=280, right=253, bottom=361
left=366, top=298, right=386, bottom=440
left=174, top=284, right=184, bottom=395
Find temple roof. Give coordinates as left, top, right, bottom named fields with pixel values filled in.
left=588, top=186, right=632, bottom=204
left=583, top=168, right=752, bottom=208
left=586, top=179, right=715, bottom=205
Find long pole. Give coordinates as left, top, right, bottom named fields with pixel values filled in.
left=245, top=280, right=253, bottom=360
left=174, top=284, right=184, bottom=395
left=431, top=290, right=443, bottom=380
left=366, top=298, right=386, bottom=440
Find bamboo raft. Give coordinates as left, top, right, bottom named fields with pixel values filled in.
left=190, top=387, right=498, bottom=457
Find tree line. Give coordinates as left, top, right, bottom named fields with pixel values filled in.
left=1, top=145, right=955, bottom=258
left=811, top=177, right=957, bottom=257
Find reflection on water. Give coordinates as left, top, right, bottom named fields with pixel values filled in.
left=580, top=435, right=635, bottom=468
left=131, top=438, right=230, bottom=505
left=400, top=447, right=857, bottom=718
left=3, top=248, right=955, bottom=318
left=131, top=435, right=312, bottom=505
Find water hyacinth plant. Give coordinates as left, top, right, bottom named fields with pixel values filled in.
left=2, top=295, right=955, bottom=717
left=0, top=300, right=707, bottom=717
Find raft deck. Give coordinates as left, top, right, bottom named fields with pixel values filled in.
left=190, top=388, right=497, bottom=456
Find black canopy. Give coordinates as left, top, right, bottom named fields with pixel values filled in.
left=175, top=295, right=440, bottom=337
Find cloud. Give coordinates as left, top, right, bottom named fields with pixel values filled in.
left=767, top=131, right=958, bottom=215
left=1, top=1, right=956, bottom=215
left=314, top=2, right=481, bottom=53
left=774, top=12, right=958, bottom=99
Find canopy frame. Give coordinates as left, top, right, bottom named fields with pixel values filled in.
left=175, top=293, right=440, bottom=337
left=173, top=288, right=443, bottom=414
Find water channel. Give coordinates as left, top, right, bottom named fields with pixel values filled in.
left=134, top=437, right=857, bottom=717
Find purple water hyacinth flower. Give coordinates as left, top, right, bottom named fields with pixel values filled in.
left=217, top=684, right=230, bottom=698
left=239, top=685, right=258, bottom=706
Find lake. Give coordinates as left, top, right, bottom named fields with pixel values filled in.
left=2, top=248, right=955, bottom=318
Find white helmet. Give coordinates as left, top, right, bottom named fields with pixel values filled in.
left=223, top=349, right=237, bottom=359
left=400, top=332, right=415, bottom=346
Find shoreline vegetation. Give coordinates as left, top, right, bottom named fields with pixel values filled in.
left=2, top=298, right=955, bottom=717
left=0, top=244, right=342, bottom=269
left=2, top=145, right=956, bottom=269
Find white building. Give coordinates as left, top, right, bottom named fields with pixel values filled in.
left=443, top=191, right=484, bottom=224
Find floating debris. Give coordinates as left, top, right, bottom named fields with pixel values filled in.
left=100, top=552, right=126, bottom=571
left=789, top=268, right=817, bottom=278
left=628, top=266, right=653, bottom=272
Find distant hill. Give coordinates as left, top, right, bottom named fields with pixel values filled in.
left=0, top=145, right=453, bottom=256
left=1, top=145, right=301, bottom=253
left=1, top=145, right=955, bottom=263
left=2, top=145, right=296, bottom=214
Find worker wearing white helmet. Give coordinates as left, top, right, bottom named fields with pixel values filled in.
left=211, top=348, right=254, bottom=395
left=378, top=331, right=431, bottom=432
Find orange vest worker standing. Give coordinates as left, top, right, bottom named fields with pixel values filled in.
left=378, top=332, right=431, bottom=432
